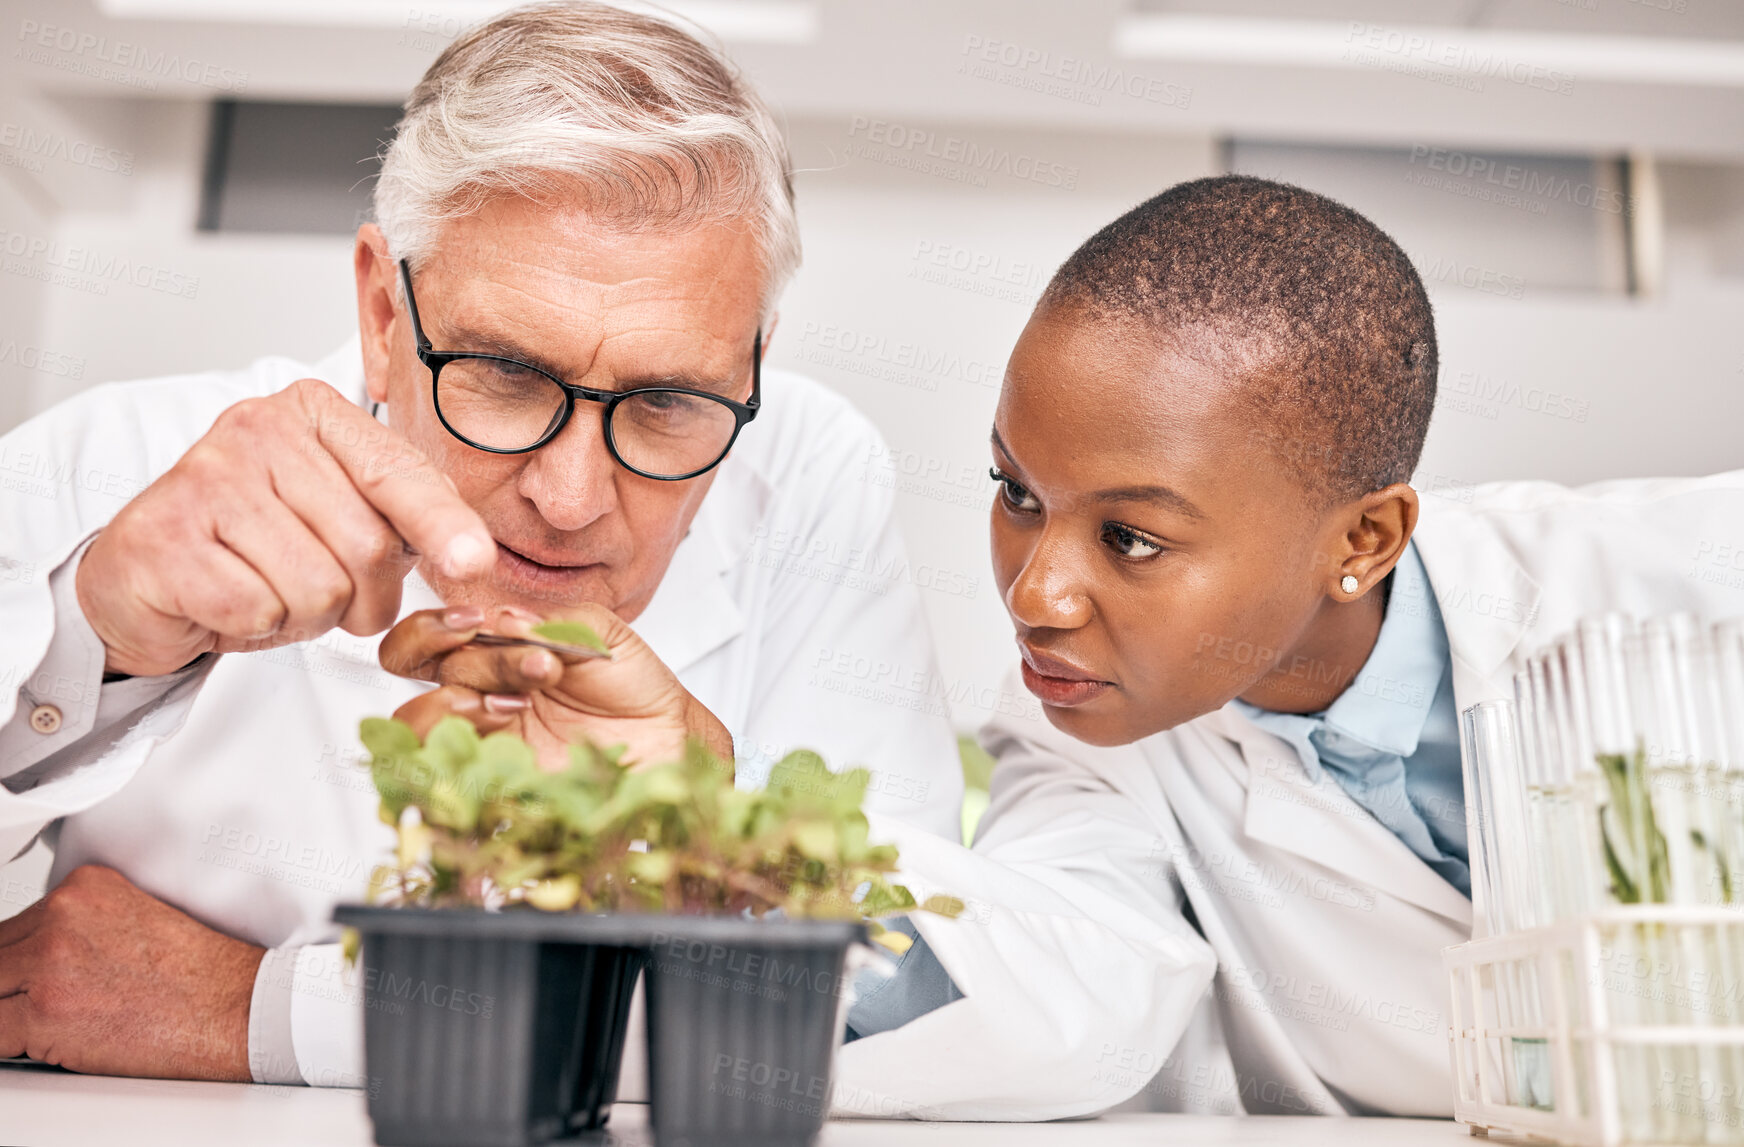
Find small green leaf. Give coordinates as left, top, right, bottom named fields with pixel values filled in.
left=625, top=849, right=676, bottom=884
left=360, top=717, right=421, bottom=760
left=859, top=880, right=918, bottom=918
left=793, top=821, right=838, bottom=862
left=642, top=766, right=691, bottom=805
left=527, top=875, right=582, bottom=911
left=839, top=813, right=870, bottom=862
left=424, top=716, right=481, bottom=776
left=532, top=620, right=610, bottom=655
left=921, top=894, right=965, bottom=918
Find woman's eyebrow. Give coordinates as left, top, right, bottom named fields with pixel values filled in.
left=990, top=427, right=1205, bottom=519
left=1089, top=485, right=1205, bottom=520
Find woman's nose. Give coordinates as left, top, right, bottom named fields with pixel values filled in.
left=1004, top=529, right=1093, bottom=631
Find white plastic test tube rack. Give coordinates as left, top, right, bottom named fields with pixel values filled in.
left=1447, top=613, right=1744, bottom=1145
left=1446, top=906, right=1744, bottom=1147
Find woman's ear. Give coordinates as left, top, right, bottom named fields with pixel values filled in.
left=1329, top=482, right=1421, bottom=600
left=354, top=224, right=396, bottom=405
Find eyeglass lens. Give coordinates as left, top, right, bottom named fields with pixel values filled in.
left=433, top=356, right=741, bottom=477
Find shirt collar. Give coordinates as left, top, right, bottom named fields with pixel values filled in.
left=1234, top=541, right=1448, bottom=760
left=1320, top=542, right=1448, bottom=758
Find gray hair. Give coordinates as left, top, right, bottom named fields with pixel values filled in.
left=373, top=1, right=799, bottom=319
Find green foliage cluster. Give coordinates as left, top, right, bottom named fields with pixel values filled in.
left=359, top=715, right=957, bottom=951
left=1596, top=745, right=1735, bottom=904
left=1597, top=747, right=1671, bottom=904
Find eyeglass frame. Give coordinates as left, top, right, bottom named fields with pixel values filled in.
left=396, top=258, right=761, bottom=482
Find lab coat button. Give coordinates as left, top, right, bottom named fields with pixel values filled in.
left=28, top=704, right=62, bottom=734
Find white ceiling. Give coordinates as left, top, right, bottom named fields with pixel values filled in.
left=1138, top=0, right=1744, bottom=39
left=5, top=0, right=1742, bottom=160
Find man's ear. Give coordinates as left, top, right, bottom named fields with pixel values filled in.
left=354, top=224, right=396, bottom=405
left=1327, top=482, right=1420, bottom=600
left=760, top=312, right=779, bottom=359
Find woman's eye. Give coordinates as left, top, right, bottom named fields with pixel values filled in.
left=989, top=467, right=1039, bottom=512
left=1101, top=522, right=1164, bottom=559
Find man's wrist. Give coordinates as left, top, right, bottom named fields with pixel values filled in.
left=687, top=696, right=735, bottom=763
left=102, top=652, right=214, bottom=685
left=211, top=939, right=268, bottom=1082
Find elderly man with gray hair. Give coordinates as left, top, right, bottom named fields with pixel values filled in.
left=0, top=2, right=965, bottom=1085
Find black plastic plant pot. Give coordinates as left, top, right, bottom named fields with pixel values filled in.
left=641, top=917, right=868, bottom=1147
left=332, top=905, right=647, bottom=1147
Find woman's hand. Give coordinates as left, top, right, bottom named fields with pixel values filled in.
left=377, top=603, right=733, bottom=770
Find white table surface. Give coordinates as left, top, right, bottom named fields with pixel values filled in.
left=0, top=1063, right=1491, bottom=1147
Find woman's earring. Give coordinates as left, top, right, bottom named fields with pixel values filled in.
left=1340, top=574, right=1359, bottom=595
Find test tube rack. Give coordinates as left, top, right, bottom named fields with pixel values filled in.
left=1447, top=905, right=1744, bottom=1146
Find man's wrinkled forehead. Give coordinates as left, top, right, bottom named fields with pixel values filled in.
left=411, top=197, right=765, bottom=371
left=432, top=195, right=757, bottom=308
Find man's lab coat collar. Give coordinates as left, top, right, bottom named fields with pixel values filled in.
left=322, top=334, right=750, bottom=675
left=1196, top=500, right=1541, bottom=929
left=631, top=474, right=751, bottom=674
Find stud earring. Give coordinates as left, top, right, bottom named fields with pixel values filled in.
left=1340, top=574, right=1359, bottom=595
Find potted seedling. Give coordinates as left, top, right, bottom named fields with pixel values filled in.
left=337, top=631, right=955, bottom=1147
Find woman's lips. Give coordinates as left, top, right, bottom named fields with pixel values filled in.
left=1018, top=644, right=1114, bottom=708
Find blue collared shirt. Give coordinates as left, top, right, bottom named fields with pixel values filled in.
left=1233, top=542, right=1469, bottom=897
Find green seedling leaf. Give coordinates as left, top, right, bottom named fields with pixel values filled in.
left=716, top=788, right=756, bottom=838
left=639, top=765, right=691, bottom=806
left=532, top=620, right=610, bottom=655
left=625, top=849, right=676, bottom=884
left=793, top=821, right=839, bottom=862
left=859, top=881, right=918, bottom=918
left=527, top=874, right=582, bottom=911
left=361, top=719, right=959, bottom=923
left=871, top=928, right=914, bottom=956
left=920, top=894, right=965, bottom=918
left=838, top=813, right=870, bottom=863
left=360, top=717, right=421, bottom=760
left=424, top=716, right=482, bottom=776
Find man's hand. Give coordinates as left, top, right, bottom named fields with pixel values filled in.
left=378, top=603, right=733, bottom=769
left=76, top=378, right=496, bottom=677
left=0, top=865, right=263, bottom=1080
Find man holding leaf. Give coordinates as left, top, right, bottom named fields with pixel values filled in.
left=0, top=3, right=962, bottom=1086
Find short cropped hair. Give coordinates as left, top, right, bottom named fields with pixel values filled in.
left=1042, top=175, right=1437, bottom=503
left=374, top=1, right=799, bottom=321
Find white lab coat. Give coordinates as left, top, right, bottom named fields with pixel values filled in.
left=0, top=339, right=967, bottom=1083
left=845, top=471, right=1744, bottom=1119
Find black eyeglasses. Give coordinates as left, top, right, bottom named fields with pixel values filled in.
left=397, top=259, right=760, bottom=481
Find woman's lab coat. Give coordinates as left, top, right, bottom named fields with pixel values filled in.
left=837, top=470, right=1744, bottom=1119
